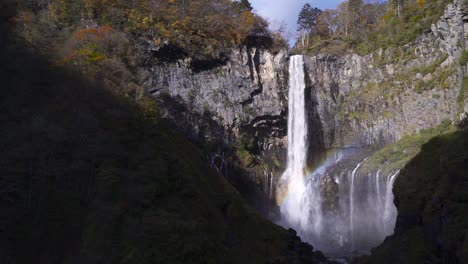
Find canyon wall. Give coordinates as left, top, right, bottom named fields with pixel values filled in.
left=142, top=48, right=288, bottom=148
left=141, top=0, right=468, bottom=212
left=303, top=0, right=468, bottom=154
left=139, top=47, right=290, bottom=212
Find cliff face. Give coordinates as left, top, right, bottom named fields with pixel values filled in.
left=1, top=17, right=335, bottom=263
left=140, top=0, right=468, bottom=217
left=300, top=3, right=468, bottom=257
left=303, top=0, right=468, bottom=154
left=356, top=131, right=468, bottom=264
left=140, top=47, right=290, bottom=208
left=143, top=47, right=288, bottom=147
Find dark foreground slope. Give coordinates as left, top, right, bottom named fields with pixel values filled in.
left=0, top=23, right=326, bottom=264
left=357, top=130, right=468, bottom=264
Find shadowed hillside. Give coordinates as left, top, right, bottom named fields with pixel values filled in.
left=0, top=5, right=327, bottom=264
left=356, top=130, right=468, bottom=264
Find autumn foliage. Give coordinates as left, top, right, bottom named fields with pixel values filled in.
left=11, top=0, right=281, bottom=98
left=294, top=0, right=453, bottom=55
left=60, top=26, right=114, bottom=65
left=42, top=0, right=280, bottom=60
left=72, top=25, right=112, bottom=42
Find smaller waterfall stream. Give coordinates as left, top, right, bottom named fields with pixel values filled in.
left=349, top=161, right=362, bottom=250
left=278, top=55, right=399, bottom=256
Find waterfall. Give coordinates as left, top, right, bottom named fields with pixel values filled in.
left=349, top=161, right=363, bottom=251
left=279, top=55, right=310, bottom=231
left=278, top=55, right=399, bottom=257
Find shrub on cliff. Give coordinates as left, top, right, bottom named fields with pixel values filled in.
left=17, top=0, right=285, bottom=62
left=0, top=13, right=323, bottom=264
left=293, top=0, right=453, bottom=55
left=356, top=130, right=468, bottom=264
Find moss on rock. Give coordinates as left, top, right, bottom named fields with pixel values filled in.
left=361, top=120, right=454, bottom=176
left=355, top=129, right=468, bottom=264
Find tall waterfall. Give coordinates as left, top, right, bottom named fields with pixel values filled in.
left=279, top=55, right=313, bottom=232
left=278, top=55, right=398, bottom=256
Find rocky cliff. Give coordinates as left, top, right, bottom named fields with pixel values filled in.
left=144, top=47, right=288, bottom=147
left=0, top=17, right=334, bottom=263
left=303, top=0, right=468, bottom=154
left=356, top=130, right=468, bottom=264
left=140, top=0, right=468, bottom=224
left=140, top=47, right=290, bottom=211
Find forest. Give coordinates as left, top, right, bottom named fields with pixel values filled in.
left=2, top=0, right=468, bottom=263
left=16, top=0, right=285, bottom=60
left=293, top=0, right=456, bottom=54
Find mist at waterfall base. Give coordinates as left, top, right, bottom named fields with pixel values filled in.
left=277, top=55, right=398, bottom=257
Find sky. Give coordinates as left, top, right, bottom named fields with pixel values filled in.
left=249, top=0, right=344, bottom=45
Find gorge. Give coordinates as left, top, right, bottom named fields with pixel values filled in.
left=141, top=1, right=468, bottom=261
left=278, top=55, right=399, bottom=257
left=2, top=0, right=468, bottom=263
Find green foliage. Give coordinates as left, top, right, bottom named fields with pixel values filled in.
left=0, top=24, right=301, bottom=264
left=235, top=0, right=253, bottom=11
left=236, top=146, right=255, bottom=166
left=297, top=3, right=322, bottom=32
left=457, top=77, right=468, bottom=113
left=336, top=77, right=409, bottom=124
left=235, top=134, right=256, bottom=166
left=295, top=0, right=452, bottom=55
left=412, top=54, right=448, bottom=75
left=273, top=157, right=282, bottom=168
left=414, top=66, right=456, bottom=94
left=17, top=0, right=285, bottom=62
left=49, top=0, right=85, bottom=25
left=360, top=0, right=452, bottom=53
left=348, top=111, right=369, bottom=122
left=299, top=39, right=349, bottom=55
left=358, top=130, right=468, bottom=264
left=382, top=110, right=394, bottom=118
left=362, top=119, right=454, bottom=176
left=459, top=49, right=468, bottom=66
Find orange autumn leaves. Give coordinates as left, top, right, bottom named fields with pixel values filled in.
left=61, top=26, right=112, bottom=65
left=81, top=0, right=271, bottom=59
left=37, top=0, right=278, bottom=60
left=72, top=25, right=112, bottom=41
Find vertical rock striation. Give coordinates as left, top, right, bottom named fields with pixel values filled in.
left=303, top=0, right=468, bottom=154
left=140, top=1, right=468, bottom=236
left=140, top=47, right=290, bottom=213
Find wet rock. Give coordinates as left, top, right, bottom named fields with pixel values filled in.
left=355, top=131, right=468, bottom=264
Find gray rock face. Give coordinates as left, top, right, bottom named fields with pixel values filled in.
left=140, top=0, right=468, bottom=205
left=303, top=0, right=468, bottom=155
left=144, top=47, right=287, bottom=143
left=141, top=47, right=289, bottom=203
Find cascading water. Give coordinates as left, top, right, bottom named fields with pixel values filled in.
left=278, top=55, right=399, bottom=257
left=279, top=55, right=312, bottom=232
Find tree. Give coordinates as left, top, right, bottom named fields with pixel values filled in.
left=233, top=0, right=253, bottom=12
left=239, top=0, right=253, bottom=11
left=316, top=9, right=338, bottom=38
left=348, top=0, right=363, bottom=32
left=335, top=1, right=350, bottom=37
left=297, top=3, right=322, bottom=32
left=297, top=3, right=322, bottom=47
left=390, top=0, right=406, bottom=17
left=361, top=2, right=386, bottom=27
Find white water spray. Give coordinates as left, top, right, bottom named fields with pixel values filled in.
left=349, top=161, right=362, bottom=250
left=279, top=55, right=310, bottom=231
left=278, top=55, right=399, bottom=256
